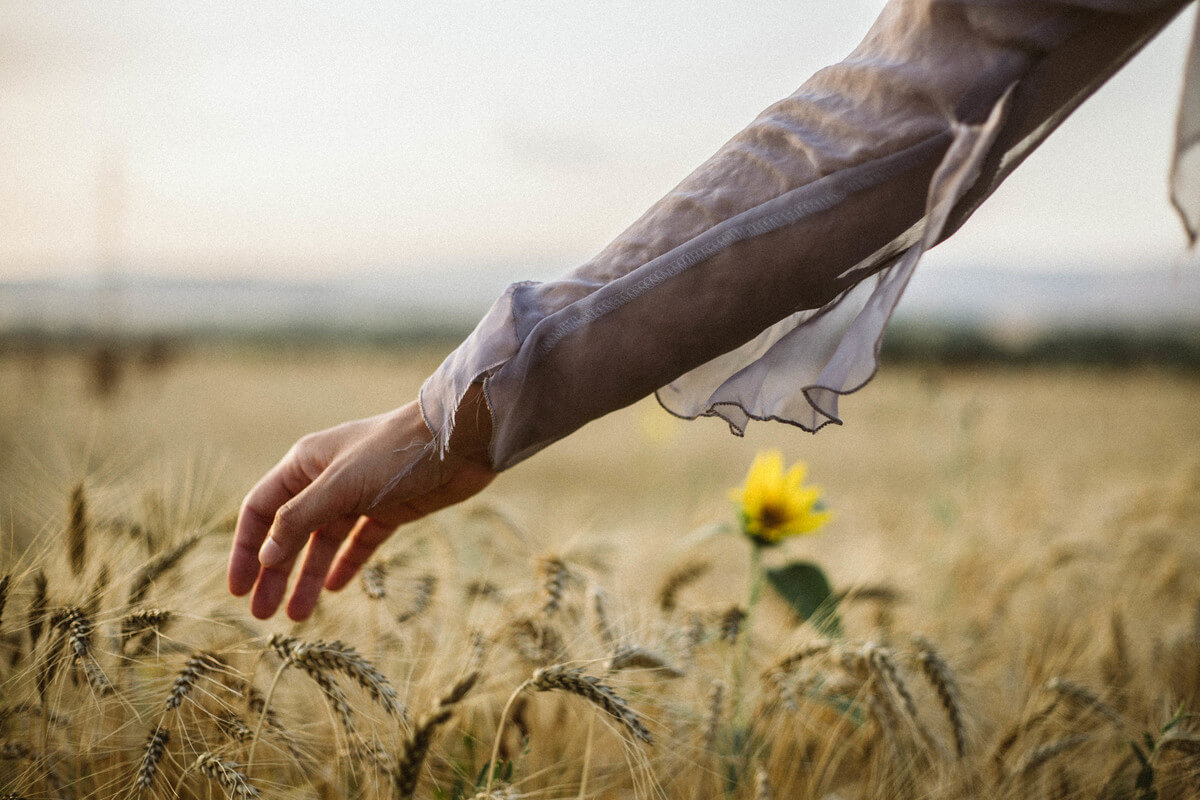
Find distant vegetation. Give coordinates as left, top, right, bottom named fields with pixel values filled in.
left=2, top=322, right=1199, bottom=387
left=878, top=323, right=1200, bottom=370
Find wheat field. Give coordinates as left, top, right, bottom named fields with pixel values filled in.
left=1, top=346, right=1198, bottom=799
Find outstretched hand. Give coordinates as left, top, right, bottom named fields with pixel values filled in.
left=227, top=385, right=495, bottom=621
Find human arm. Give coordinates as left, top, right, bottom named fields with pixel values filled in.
left=229, top=0, right=1192, bottom=620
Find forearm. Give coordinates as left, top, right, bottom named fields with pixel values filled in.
left=422, top=0, right=1189, bottom=470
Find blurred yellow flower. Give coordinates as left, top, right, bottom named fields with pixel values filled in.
left=729, top=450, right=831, bottom=545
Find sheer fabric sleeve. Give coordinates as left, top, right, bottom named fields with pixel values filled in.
left=420, top=0, right=1192, bottom=471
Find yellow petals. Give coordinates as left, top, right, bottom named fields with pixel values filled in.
left=729, top=450, right=831, bottom=545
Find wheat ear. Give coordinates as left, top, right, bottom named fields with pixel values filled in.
left=767, top=639, right=833, bottom=676
left=657, top=559, right=709, bottom=613
left=606, top=645, right=683, bottom=677
left=538, top=556, right=569, bottom=618
left=1015, top=735, right=1090, bottom=780
left=754, top=766, right=773, bottom=800
left=360, top=561, right=387, bottom=599
left=67, top=484, right=88, bottom=577
left=121, top=608, right=172, bottom=649
left=136, top=725, right=170, bottom=789
left=0, top=574, right=10, bottom=630
left=718, top=606, right=746, bottom=645
left=531, top=665, right=653, bottom=744
left=589, top=584, right=618, bottom=649
left=396, top=573, right=437, bottom=624
left=27, top=570, right=48, bottom=648
left=392, top=671, right=480, bottom=799
left=194, top=753, right=261, bottom=800
left=50, top=605, right=111, bottom=692
left=269, top=634, right=405, bottom=719
left=128, top=532, right=204, bottom=606
left=704, top=679, right=726, bottom=752
left=991, top=697, right=1061, bottom=777
left=1045, top=677, right=1123, bottom=727
left=165, top=651, right=223, bottom=710
left=864, top=644, right=939, bottom=756
left=913, top=635, right=967, bottom=758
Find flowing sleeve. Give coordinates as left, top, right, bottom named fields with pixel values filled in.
left=420, top=0, right=1192, bottom=471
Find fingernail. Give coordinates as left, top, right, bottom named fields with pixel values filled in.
left=259, top=538, right=284, bottom=567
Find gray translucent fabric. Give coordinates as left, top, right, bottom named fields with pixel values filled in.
left=420, top=0, right=1195, bottom=471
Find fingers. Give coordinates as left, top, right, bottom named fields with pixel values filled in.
left=248, top=547, right=300, bottom=619
left=228, top=458, right=315, bottom=597
left=285, top=516, right=359, bottom=621
left=259, top=465, right=355, bottom=569
left=324, top=515, right=418, bottom=592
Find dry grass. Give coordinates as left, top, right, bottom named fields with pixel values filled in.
left=0, top=348, right=1198, bottom=798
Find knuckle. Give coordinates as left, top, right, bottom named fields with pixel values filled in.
left=273, top=503, right=298, bottom=533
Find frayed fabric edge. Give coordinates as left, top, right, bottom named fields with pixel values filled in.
left=655, top=85, right=1017, bottom=439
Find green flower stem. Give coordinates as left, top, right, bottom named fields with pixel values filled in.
left=730, top=540, right=766, bottom=742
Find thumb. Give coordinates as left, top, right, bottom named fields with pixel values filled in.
left=258, top=472, right=349, bottom=567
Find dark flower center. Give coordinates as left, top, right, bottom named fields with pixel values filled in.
left=758, top=502, right=786, bottom=530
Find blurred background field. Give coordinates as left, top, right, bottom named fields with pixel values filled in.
left=1, top=334, right=1197, bottom=591
left=2, top=339, right=1200, bottom=798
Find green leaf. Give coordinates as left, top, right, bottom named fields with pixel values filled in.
left=765, top=561, right=842, bottom=637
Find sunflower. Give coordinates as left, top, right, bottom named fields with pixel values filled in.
left=728, top=450, right=831, bottom=545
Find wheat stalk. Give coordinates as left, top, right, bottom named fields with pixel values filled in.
left=243, top=685, right=300, bottom=757
left=307, top=661, right=357, bottom=740
left=195, top=753, right=261, bottom=800
left=392, top=671, right=480, bottom=799
left=36, top=627, right=66, bottom=699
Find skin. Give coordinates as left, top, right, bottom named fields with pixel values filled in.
left=226, top=384, right=495, bottom=621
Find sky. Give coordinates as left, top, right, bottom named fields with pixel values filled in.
left=1, top=1, right=1198, bottom=284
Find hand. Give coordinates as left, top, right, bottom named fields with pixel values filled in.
left=227, top=385, right=496, bottom=621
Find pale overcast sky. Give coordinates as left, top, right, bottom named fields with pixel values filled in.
left=1, top=2, right=1197, bottom=282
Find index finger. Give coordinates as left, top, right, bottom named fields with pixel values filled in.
left=228, top=459, right=312, bottom=596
